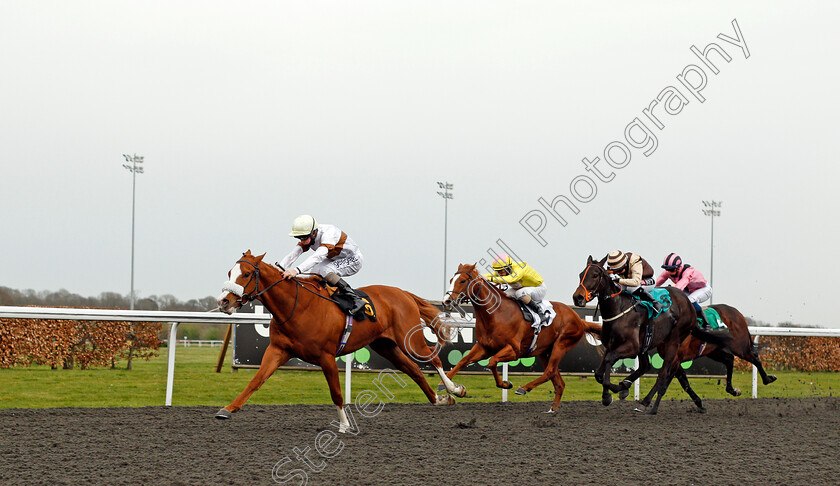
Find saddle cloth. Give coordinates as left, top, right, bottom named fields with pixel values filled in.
left=631, top=288, right=673, bottom=319
left=327, top=287, right=377, bottom=322
left=516, top=300, right=556, bottom=330
left=700, top=307, right=727, bottom=331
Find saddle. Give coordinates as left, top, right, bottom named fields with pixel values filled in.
left=630, top=288, right=672, bottom=319
left=326, top=286, right=377, bottom=322
left=515, top=301, right=535, bottom=324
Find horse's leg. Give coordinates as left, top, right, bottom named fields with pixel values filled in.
left=369, top=339, right=454, bottom=406
left=707, top=349, right=741, bottom=396
left=516, top=331, right=576, bottom=401
left=674, top=367, right=705, bottom=412
left=436, top=343, right=488, bottom=397
left=317, top=353, right=355, bottom=433
left=646, top=340, right=682, bottom=415
left=605, top=341, right=638, bottom=394
left=740, top=340, right=777, bottom=385
left=597, top=348, right=626, bottom=406
left=216, top=343, right=290, bottom=419
left=620, top=352, right=651, bottom=401
left=487, top=344, right=518, bottom=389
left=395, top=315, right=468, bottom=398
left=617, top=351, right=651, bottom=397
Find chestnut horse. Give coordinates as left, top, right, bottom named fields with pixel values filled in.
left=633, top=304, right=777, bottom=412
left=216, top=251, right=462, bottom=430
left=572, top=255, right=727, bottom=414
left=441, top=263, right=601, bottom=412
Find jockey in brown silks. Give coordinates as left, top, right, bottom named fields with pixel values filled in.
left=278, top=214, right=365, bottom=316
left=606, top=250, right=662, bottom=313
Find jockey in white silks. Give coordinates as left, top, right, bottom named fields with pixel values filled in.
left=278, top=214, right=365, bottom=315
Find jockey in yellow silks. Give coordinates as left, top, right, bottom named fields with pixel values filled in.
left=482, top=254, right=550, bottom=324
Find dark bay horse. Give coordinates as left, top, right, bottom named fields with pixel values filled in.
left=216, top=251, right=461, bottom=430
left=572, top=255, right=724, bottom=414
left=636, top=303, right=777, bottom=412
left=441, top=263, right=601, bottom=412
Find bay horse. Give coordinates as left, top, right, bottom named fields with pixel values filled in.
left=634, top=303, right=777, bottom=412
left=441, top=263, right=601, bottom=412
left=215, top=251, right=462, bottom=430
left=572, top=255, right=726, bottom=414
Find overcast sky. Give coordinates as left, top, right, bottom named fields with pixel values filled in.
left=1, top=2, right=838, bottom=327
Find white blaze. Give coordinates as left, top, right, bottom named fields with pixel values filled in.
left=217, top=262, right=244, bottom=301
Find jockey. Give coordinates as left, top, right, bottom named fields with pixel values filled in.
left=606, top=250, right=662, bottom=312
left=278, top=214, right=365, bottom=315
left=656, top=253, right=713, bottom=329
left=482, top=254, right=550, bottom=324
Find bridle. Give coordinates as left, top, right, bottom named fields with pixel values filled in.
left=577, top=264, right=622, bottom=303
left=445, top=269, right=488, bottom=317
left=232, top=259, right=283, bottom=304
left=222, top=259, right=298, bottom=326
left=577, top=263, right=631, bottom=321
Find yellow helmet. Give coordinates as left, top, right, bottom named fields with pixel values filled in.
left=289, top=214, right=318, bottom=237
left=491, top=254, right=513, bottom=273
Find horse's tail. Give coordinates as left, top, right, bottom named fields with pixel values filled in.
left=690, top=326, right=733, bottom=348
left=407, top=292, right=454, bottom=346
left=582, top=318, right=602, bottom=338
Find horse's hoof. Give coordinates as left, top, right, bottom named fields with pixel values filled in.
left=515, top=387, right=528, bottom=396
left=435, top=394, right=455, bottom=406
left=696, top=407, right=707, bottom=414
left=633, top=406, right=646, bottom=413
left=618, top=389, right=630, bottom=401
left=436, top=383, right=447, bottom=393
left=602, top=394, right=613, bottom=407
left=455, top=384, right=467, bottom=398
left=764, top=375, right=777, bottom=385
left=645, top=409, right=658, bottom=416
left=215, top=408, right=232, bottom=420
left=728, top=388, right=742, bottom=397
left=501, top=381, right=513, bottom=389
left=543, top=408, right=556, bottom=414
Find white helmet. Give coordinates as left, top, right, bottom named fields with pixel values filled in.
left=289, top=214, right=318, bottom=237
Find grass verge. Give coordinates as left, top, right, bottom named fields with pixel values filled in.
left=0, top=347, right=836, bottom=409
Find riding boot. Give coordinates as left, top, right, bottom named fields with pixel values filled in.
left=694, top=303, right=711, bottom=330
left=526, top=299, right=549, bottom=325
left=633, top=288, right=662, bottom=313
left=333, top=277, right=365, bottom=316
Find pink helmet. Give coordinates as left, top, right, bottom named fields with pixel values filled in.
left=661, top=253, right=683, bottom=271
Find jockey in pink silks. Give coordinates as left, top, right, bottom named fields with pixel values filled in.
left=655, top=253, right=713, bottom=328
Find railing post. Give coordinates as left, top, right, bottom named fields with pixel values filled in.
left=634, top=356, right=640, bottom=401
left=344, top=352, right=352, bottom=404
left=501, top=363, right=509, bottom=402
left=752, top=335, right=760, bottom=398
left=166, top=322, right=179, bottom=407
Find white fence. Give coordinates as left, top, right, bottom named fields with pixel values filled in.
left=2, top=305, right=839, bottom=406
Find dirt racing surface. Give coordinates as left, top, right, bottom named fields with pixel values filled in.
left=1, top=397, right=838, bottom=485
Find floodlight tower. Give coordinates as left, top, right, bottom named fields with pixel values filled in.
left=701, top=200, right=722, bottom=304
left=123, top=154, right=144, bottom=310
left=436, top=182, right=454, bottom=295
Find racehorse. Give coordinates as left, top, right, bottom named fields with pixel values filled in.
left=635, top=303, right=777, bottom=412
left=573, top=255, right=725, bottom=414
left=215, top=251, right=462, bottom=430
left=441, top=263, right=601, bottom=412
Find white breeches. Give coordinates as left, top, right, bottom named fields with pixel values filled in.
left=687, top=285, right=712, bottom=305
left=505, top=284, right=547, bottom=302
left=311, top=253, right=364, bottom=278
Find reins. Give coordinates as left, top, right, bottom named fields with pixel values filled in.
left=234, top=261, right=339, bottom=326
